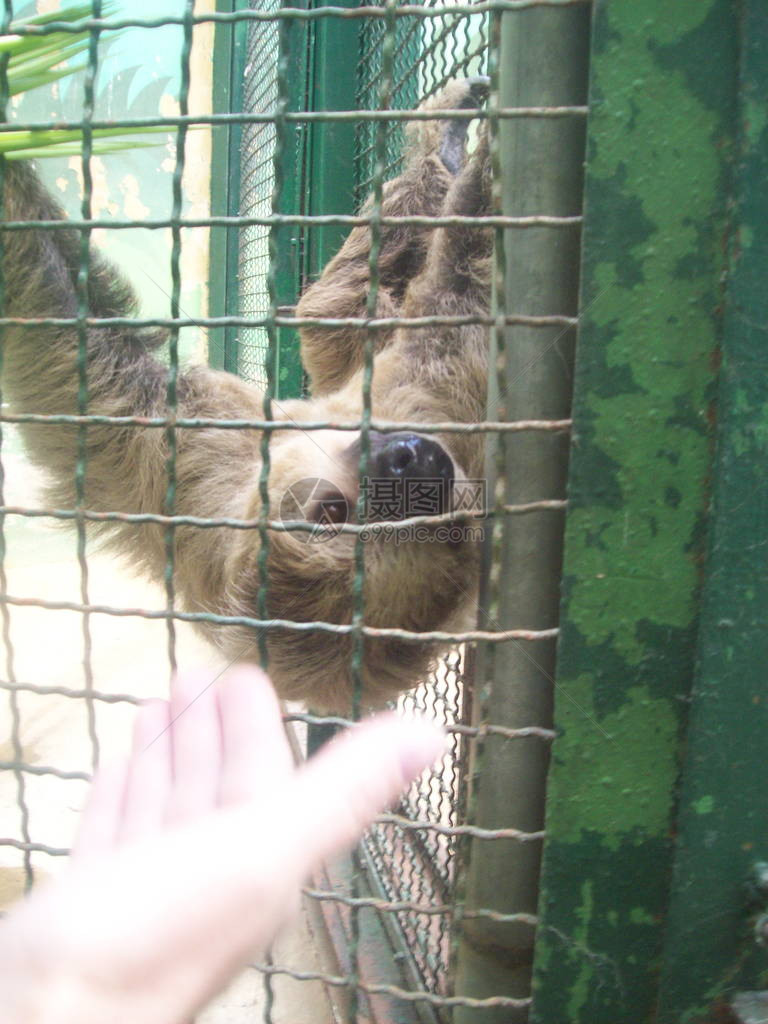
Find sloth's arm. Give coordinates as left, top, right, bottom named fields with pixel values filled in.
left=295, top=156, right=453, bottom=397
left=367, top=132, right=492, bottom=471
left=403, top=129, right=492, bottom=320
left=295, top=78, right=488, bottom=397
left=0, top=162, right=260, bottom=564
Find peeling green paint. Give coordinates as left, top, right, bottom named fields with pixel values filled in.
left=531, top=1, right=739, bottom=1021
left=547, top=682, right=678, bottom=848
left=655, top=3, right=768, bottom=1019
left=693, top=795, right=714, bottom=816
left=630, top=907, right=656, bottom=926
left=744, top=99, right=767, bottom=145
left=567, top=881, right=595, bottom=1019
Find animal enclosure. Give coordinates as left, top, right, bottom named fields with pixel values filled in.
left=1, top=2, right=767, bottom=1024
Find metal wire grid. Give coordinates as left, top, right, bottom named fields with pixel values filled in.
left=353, top=4, right=488, bottom=1008
left=355, top=0, right=488, bottom=200
left=0, top=1, right=588, bottom=1019
left=354, top=0, right=422, bottom=202
left=365, top=647, right=470, bottom=1002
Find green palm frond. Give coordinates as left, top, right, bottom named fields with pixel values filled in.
left=0, top=3, right=170, bottom=159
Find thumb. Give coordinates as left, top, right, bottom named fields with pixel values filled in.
left=285, top=713, right=446, bottom=874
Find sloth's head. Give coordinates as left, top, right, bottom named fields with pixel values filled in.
left=224, top=428, right=483, bottom=712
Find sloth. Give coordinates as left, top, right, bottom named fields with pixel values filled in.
left=0, top=77, right=492, bottom=712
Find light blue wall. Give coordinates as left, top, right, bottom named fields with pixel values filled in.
left=11, top=0, right=212, bottom=359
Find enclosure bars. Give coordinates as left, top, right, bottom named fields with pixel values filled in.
left=350, top=5, right=398, bottom=1018
left=3, top=4, right=595, bottom=31
left=0, top=0, right=32, bottom=890
left=354, top=18, right=488, bottom=1009
left=0, top=3, right=578, bottom=1018
left=74, top=0, right=101, bottom=772
left=4, top=5, right=764, bottom=1018
left=453, top=3, right=589, bottom=1019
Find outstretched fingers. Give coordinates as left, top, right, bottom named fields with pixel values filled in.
left=216, top=665, right=294, bottom=806
left=279, top=713, right=447, bottom=875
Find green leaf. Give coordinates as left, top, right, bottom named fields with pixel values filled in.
left=0, top=124, right=170, bottom=155
left=3, top=139, right=159, bottom=160
left=0, top=2, right=175, bottom=158
left=8, top=2, right=118, bottom=30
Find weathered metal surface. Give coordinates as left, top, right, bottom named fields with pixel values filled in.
left=305, top=2, right=359, bottom=285
left=654, top=4, right=768, bottom=1020
left=209, top=0, right=248, bottom=373
left=453, top=4, right=589, bottom=1021
left=531, top=1, right=739, bottom=1020
left=269, top=1, right=309, bottom=399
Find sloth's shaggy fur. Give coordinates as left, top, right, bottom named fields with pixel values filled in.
left=0, top=78, right=492, bottom=712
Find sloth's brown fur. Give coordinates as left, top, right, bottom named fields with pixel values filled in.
left=0, top=79, right=492, bottom=712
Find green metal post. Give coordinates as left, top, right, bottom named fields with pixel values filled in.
left=268, top=1, right=309, bottom=399
left=305, top=0, right=359, bottom=281
left=453, top=6, right=589, bottom=1021
left=209, top=0, right=309, bottom=397
left=530, top=2, right=740, bottom=1021
left=655, top=4, right=768, bottom=1020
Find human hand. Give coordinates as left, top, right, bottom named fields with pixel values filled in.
left=0, top=666, right=445, bottom=1024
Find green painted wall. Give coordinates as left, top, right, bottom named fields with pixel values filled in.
left=655, top=4, right=768, bottom=1020
left=531, top=1, right=741, bottom=1020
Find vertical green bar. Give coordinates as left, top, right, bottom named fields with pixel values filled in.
left=302, top=1, right=357, bottom=759
left=305, top=0, right=358, bottom=281
left=209, top=0, right=249, bottom=372
left=210, top=0, right=307, bottom=398
left=655, top=5, right=768, bottom=1020
left=454, top=5, right=588, bottom=1020
left=269, top=1, right=308, bottom=399
left=74, top=0, right=101, bottom=767
left=0, top=0, right=32, bottom=889
left=531, top=2, right=738, bottom=1021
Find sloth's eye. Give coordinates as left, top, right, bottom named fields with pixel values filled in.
left=310, top=492, right=349, bottom=525
left=321, top=501, right=348, bottom=524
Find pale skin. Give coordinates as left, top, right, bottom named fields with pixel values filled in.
left=0, top=666, right=446, bottom=1024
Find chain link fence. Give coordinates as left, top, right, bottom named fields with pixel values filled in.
left=238, top=0, right=281, bottom=387
left=0, top=1, right=589, bottom=1020
left=352, top=6, right=487, bottom=1009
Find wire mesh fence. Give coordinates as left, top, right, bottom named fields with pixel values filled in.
left=351, top=7, right=489, bottom=1008
left=365, top=647, right=471, bottom=1005
left=238, top=0, right=281, bottom=387
left=0, top=1, right=588, bottom=1020
left=355, top=0, right=488, bottom=200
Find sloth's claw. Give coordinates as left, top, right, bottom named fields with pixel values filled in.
left=466, top=75, right=491, bottom=105
left=437, top=76, right=490, bottom=175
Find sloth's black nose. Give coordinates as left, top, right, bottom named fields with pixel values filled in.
left=376, top=432, right=454, bottom=479
left=367, top=432, right=454, bottom=518
left=372, top=433, right=454, bottom=483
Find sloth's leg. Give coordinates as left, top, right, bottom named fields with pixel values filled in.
left=296, top=77, right=488, bottom=396
left=0, top=162, right=262, bottom=582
